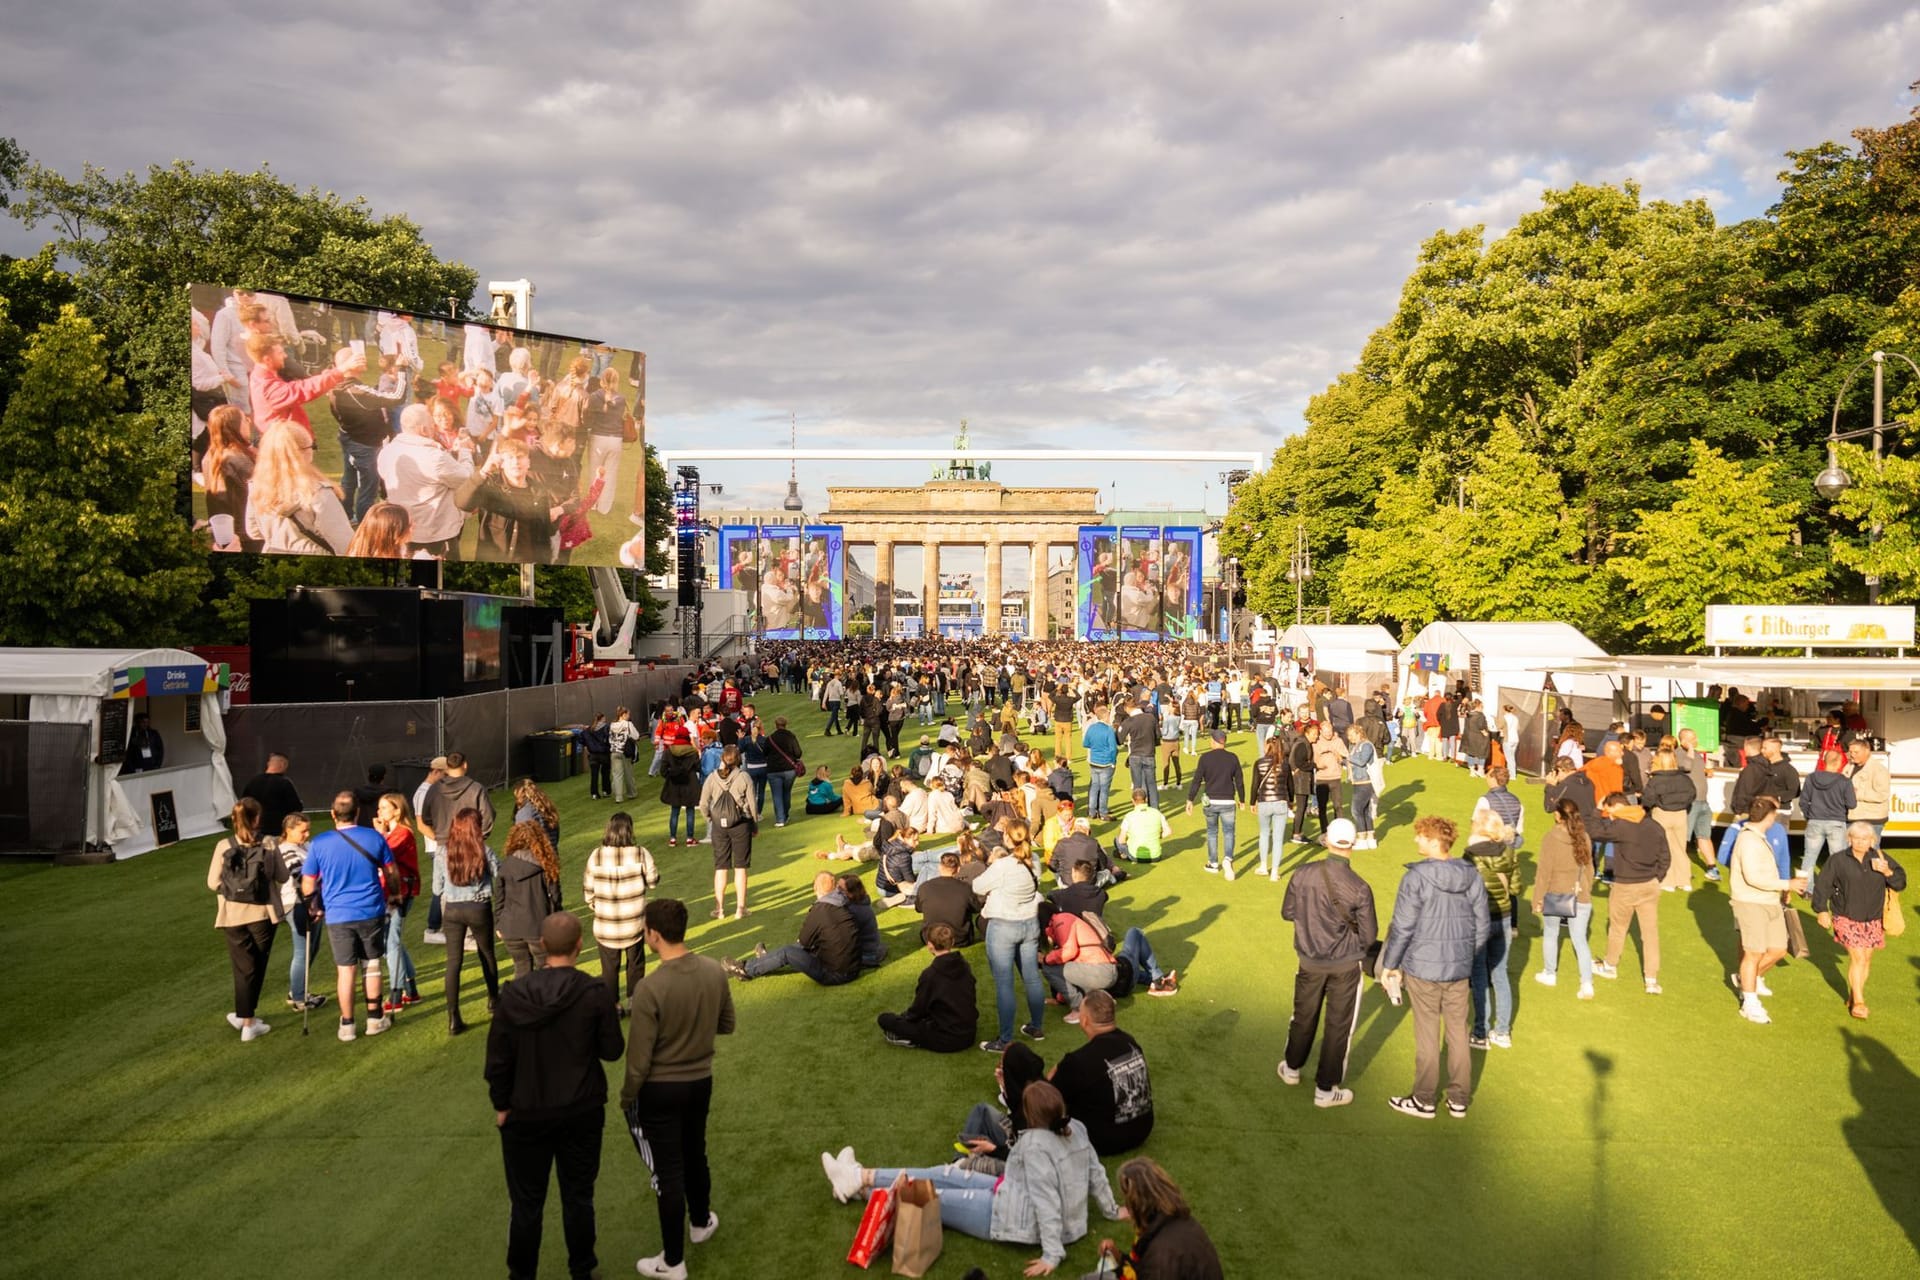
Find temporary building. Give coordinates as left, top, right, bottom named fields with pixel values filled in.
left=0, top=648, right=234, bottom=858
left=1276, top=624, right=1400, bottom=695
left=1395, top=622, right=1621, bottom=775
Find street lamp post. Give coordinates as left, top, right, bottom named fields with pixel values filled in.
left=1814, top=350, right=1918, bottom=605
left=1285, top=520, right=1312, bottom=625
left=1224, top=557, right=1239, bottom=668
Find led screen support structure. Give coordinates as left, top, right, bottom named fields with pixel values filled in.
left=189, top=282, right=646, bottom=566
left=674, top=466, right=702, bottom=660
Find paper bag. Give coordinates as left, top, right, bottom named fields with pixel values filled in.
left=891, top=1177, right=943, bottom=1277
left=847, top=1172, right=901, bottom=1269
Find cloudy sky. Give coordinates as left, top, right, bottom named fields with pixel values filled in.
left=5, top=0, right=1917, bottom=584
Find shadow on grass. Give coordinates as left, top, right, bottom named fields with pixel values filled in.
left=1683, top=883, right=1748, bottom=1002
left=1841, top=1028, right=1920, bottom=1257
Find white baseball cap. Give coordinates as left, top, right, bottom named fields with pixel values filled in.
left=1325, top=818, right=1358, bottom=849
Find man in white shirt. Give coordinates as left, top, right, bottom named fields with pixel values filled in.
left=377, top=403, right=475, bottom=559
left=463, top=323, right=499, bottom=375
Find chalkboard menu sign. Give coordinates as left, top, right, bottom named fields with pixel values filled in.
left=184, top=697, right=202, bottom=734
left=150, top=791, right=181, bottom=847
left=97, top=699, right=128, bottom=765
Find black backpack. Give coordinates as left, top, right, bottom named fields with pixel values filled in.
left=220, top=841, right=273, bottom=905
left=1111, top=955, right=1137, bottom=998
left=709, top=778, right=744, bottom=827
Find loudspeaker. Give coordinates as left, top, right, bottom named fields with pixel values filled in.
left=420, top=599, right=465, bottom=698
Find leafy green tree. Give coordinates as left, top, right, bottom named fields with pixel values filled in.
left=0, top=308, right=207, bottom=645
left=1828, top=442, right=1920, bottom=603
left=0, top=245, right=78, bottom=417
left=1609, top=441, right=1826, bottom=648
left=1334, top=473, right=1445, bottom=636
left=1441, top=424, right=1599, bottom=623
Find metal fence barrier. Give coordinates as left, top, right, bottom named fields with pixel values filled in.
left=0, top=720, right=93, bottom=852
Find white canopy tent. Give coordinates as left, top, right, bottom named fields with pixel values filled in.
left=1276, top=624, right=1400, bottom=694
left=2, top=648, right=234, bottom=857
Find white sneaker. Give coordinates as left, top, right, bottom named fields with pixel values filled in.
left=1756, top=977, right=1773, bottom=997
left=821, top=1149, right=864, bottom=1203
left=1277, top=1061, right=1301, bottom=1085
left=688, top=1211, right=719, bottom=1244
left=241, top=1020, right=272, bottom=1042
left=1488, top=1032, right=1512, bottom=1049
left=1534, top=971, right=1557, bottom=987
left=1592, top=962, right=1619, bottom=980
left=1223, top=860, right=1237, bottom=882
left=1740, top=1001, right=1771, bottom=1025
left=1644, top=980, right=1663, bottom=995
left=365, top=1015, right=392, bottom=1037
left=1577, top=985, right=1594, bottom=1000
left=1314, top=1086, right=1354, bottom=1108
left=636, top=1254, right=688, bottom=1279
left=226, top=1012, right=245, bottom=1031
left=338, top=1021, right=357, bottom=1042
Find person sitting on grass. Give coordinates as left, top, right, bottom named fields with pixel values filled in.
left=1037, top=798, right=1076, bottom=863
left=1048, top=991, right=1155, bottom=1156
left=841, top=764, right=876, bottom=819
left=839, top=873, right=888, bottom=969
left=1050, top=818, right=1121, bottom=888
left=877, top=923, right=977, bottom=1052
left=874, top=824, right=922, bottom=905
left=805, top=766, right=841, bottom=816
left=956, top=1042, right=1048, bottom=1172
left=1114, top=789, right=1172, bottom=864
left=1094, top=1158, right=1225, bottom=1280
left=921, top=777, right=968, bottom=835
left=724, top=872, right=860, bottom=986
left=916, top=851, right=980, bottom=945
left=1049, top=858, right=1109, bottom=923
left=1041, top=898, right=1119, bottom=1020
left=820, top=1080, right=1125, bottom=1277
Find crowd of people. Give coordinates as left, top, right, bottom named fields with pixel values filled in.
left=203, top=638, right=1905, bottom=1278
left=190, top=286, right=649, bottom=564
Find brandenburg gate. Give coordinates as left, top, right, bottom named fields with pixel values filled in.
left=822, top=480, right=1100, bottom=638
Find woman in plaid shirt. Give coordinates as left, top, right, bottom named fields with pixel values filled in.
left=583, top=811, right=660, bottom=1014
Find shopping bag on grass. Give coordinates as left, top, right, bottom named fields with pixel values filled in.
left=847, top=1172, right=902, bottom=1269
left=891, top=1177, right=942, bottom=1277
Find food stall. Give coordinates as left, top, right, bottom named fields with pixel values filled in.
left=1275, top=624, right=1400, bottom=699
left=1551, top=605, right=1919, bottom=838
left=0, top=648, right=235, bottom=858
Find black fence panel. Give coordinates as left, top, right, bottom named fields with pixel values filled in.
left=224, top=701, right=439, bottom=810
left=0, top=721, right=92, bottom=851
left=442, top=690, right=509, bottom=792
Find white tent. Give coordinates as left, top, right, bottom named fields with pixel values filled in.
left=1276, top=624, right=1400, bottom=693
left=1, top=648, right=235, bottom=857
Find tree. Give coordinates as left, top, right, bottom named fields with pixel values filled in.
left=1609, top=441, right=1826, bottom=648
left=0, top=245, right=78, bottom=418
left=1828, top=442, right=1920, bottom=603
left=1334, top=473, right=1445, bottom=636
left=0, top=308, right=208, bottom=645
left=1440, top=424, right=1599, bottom=624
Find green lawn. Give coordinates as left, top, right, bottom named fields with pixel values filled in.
left=2, top=692, right=1915, bottom=1278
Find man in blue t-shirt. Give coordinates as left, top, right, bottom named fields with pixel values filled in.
left=1082, top=704, right=1119, bottom=821
left=302, top=791, right=395, bottom=1042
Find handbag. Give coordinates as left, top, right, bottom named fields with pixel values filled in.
left=1886, top=889, right=1907, bottom=938
left=1540, top=891, right=1577, bottom=919
left=621, top=411, right=638, bottom=443
left=890, top=1177, right=942, bottom=1277
left=846, top=1172, right=901, bottom=1269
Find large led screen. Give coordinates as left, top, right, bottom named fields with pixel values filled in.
left=719, top=523, right=844, bottom=639
left=1161, top=527, right=1203, bottom=639
left=189, top=283, right=646, bottom=566
left=1076, top=526, right=1118, bottom=642
left=1117, top=526, right=1163, bottom=640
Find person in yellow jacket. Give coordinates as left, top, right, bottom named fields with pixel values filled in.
left=1038, top=800, right=1076, bottom=862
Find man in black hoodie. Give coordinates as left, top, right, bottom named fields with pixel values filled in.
left=726, top=872, right=860, bottom=985
left=485, top=912, right=624, bottom=1280
left=876, top=923, right=977, bottom=1051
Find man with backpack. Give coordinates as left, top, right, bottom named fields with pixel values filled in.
left=301, top=791, right=397, bottom=1042
left=1277, top=819, right=1376, bottom=1109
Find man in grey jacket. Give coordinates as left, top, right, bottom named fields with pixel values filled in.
left=1381, top=815, right=1489, bottom=1120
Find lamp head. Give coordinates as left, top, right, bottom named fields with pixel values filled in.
left=1814, top=447, right=1851, bottom=501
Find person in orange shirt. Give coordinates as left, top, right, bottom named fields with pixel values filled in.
left=1583, top=739, right=1625, bottom=804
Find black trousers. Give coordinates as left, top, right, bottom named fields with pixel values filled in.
left=442, top=902, right=499, bottom=1017
left=501, top=1106, right=603, bottom=1280
left=600, top=939, right=645, bottom=1005
left=626, top=1076, right=714, bottom=1268
left=1283, top=962, right=1363, bottom=1091
left=588, top=752, right=611, bottom=797
left=505, top=937, right=549, bottom=983
left=861, top=719, right=884, bottom=754
left=223, top=919, right=277, bottom=1019
left=877, top=1010, right=970, bottom=1053
left=884, top=720, right=903, bottom=755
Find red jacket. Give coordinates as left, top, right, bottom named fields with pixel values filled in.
left=1043, top=912, right=1114, bottom=967
left=250, top=361, right=347, bottom=436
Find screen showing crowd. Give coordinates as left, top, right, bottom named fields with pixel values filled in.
left=1077, top=525, right=1201, bottom=641
left=717, top=524, right=846, bottom=640
left=188, top=283, right=647, bottom=567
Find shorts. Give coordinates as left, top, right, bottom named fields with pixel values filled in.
left=327, top=916, right=386, bottom=965
left=1686, top=800, right=1713, bottom=842
left=711, top=822, right=753, bottom=871
left=1731, top=901, right=1787, bottom=953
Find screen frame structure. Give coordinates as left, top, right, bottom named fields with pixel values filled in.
left=799, top=524, right=845, bottom=640
left=1076, top=525, right=1119, bottom=642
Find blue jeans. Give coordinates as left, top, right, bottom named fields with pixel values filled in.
left=863, top=1166, right=996, bottom=1240
left=1087, top=765, right=1115, bottom=818
left=919, top=702, right=936, bottom=724
left=1798, top=819, right=1847, bottom=878
left=1182, top=719, right=1199, bottom=754
left=1541, top=901, right=1594, bottom=985
left=1470, top=909, right=1515, bottom=1037
left=385, top=897, right=417, bottom=997
left=1115, top=926, right=1164, bottom=984
left=767, top=772, right=794, bottom=824
left=1256, top=800, right=1291, bottom=869
left=748, top=769, right=768, bottom=815
left=1350, top=783, right=1376, bottom=834
left=669, top=806, right=697, bottom=839
left=649, top=744, right=666, bottom=776
left=911, top=848, right=945, bottom=885
left=984, top=917, right=1045, bottom=1042
left=1254, top=724, right=1273, bottom=753
left=1128, top=755, right=1158, bottom=809
left=1203, top=802, right=1237, bottom=868
left=338, top=434, right=381, bottom=523
left=745, top=943, right=853, bottom=985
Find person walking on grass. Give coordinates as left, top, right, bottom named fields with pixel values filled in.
left=1251, top=735, right=1294, bottom=878
left=209, top=797, right=289, bottom=1043
left=584, top=812, right=660, bottom=1017
left=1382, top=815, right=1488, bottom=1120
left=1813, top=821, right=1907, bottom=1020
left=301, top=791, right=396, bottom=1043
left=700, top=744, right=758, bottom=920
left=438, top=808, right=502, bottom=1036
left=486, top=912, right=623, bottom=1280
left=622, top=899, right=735, bottom=1280
left=1464, top=810, right=1519, bottom=1050
left=1532, top=799, right=1597, bottom=1000
left=607, top=706, right=641, bottom=801
left=1585, top=793, right=1671, bottom=995
left=1278, top=818, right=1373, bottom=1108
left=1186, top=729, right=1246, bottom=880
left=1727, top=798, right=1808, bottom=1026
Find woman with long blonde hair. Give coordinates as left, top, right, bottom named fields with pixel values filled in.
left=247, top=420, right=351, bottom=554
left=971, top=816, right=1047, bottom=1052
